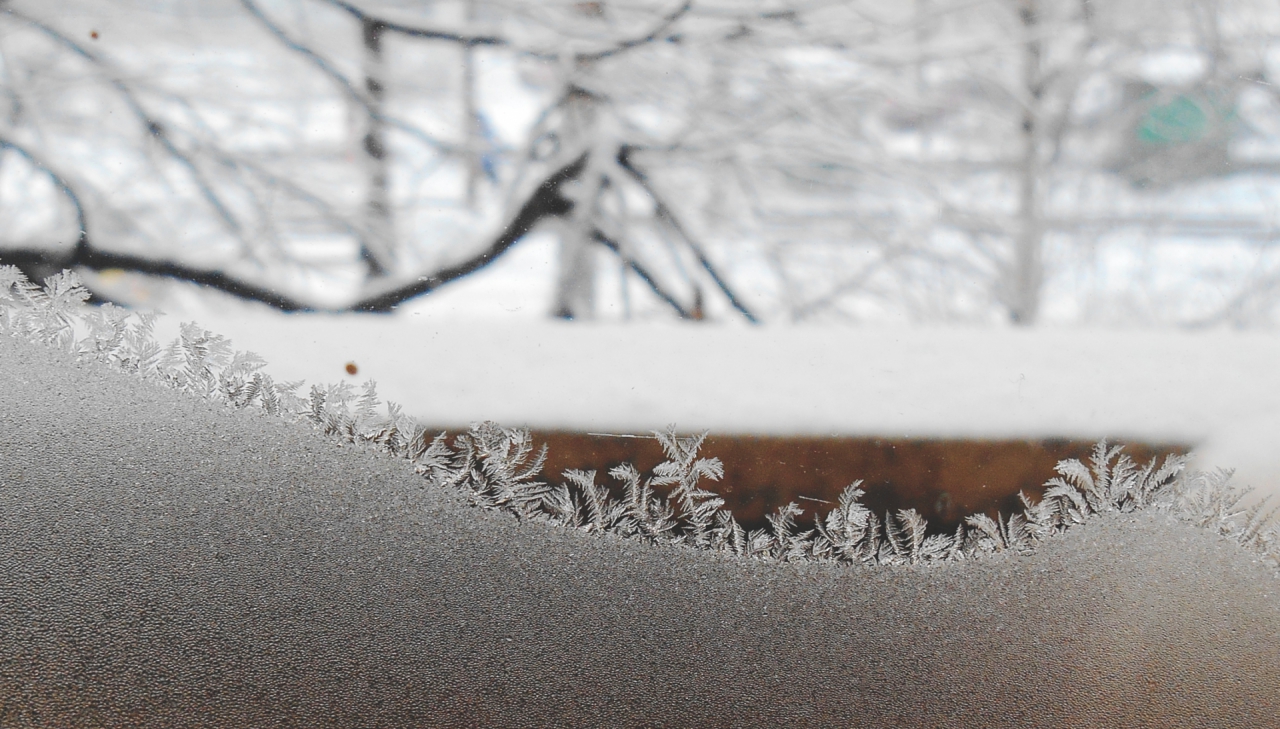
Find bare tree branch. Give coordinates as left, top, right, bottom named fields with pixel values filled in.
left=0, top=134, right=314, bottom=309
left=238, top=0, right=457, bottom=155
left=616, top=146, right=759, bottom=323
left=321, top=0, right=691, bottom=62
left=5, top=0, right=1275, bottom=325
left=351, top=154, right=589, bottom=312
left=0, top=244, right=316, bottom=312
left=3, top=8, right=246, bottom=243
left=578, top=0, right=694, bottom=61
left=592, top=229, right=692, bottom=318
left=0, top=153, right=597, bottom=314
left=0, top=135, right=87, bottom=247
left=323, top=0, right=509, bottom=47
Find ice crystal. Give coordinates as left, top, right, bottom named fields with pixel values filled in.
left=2, top=265, right=1277, bottom=572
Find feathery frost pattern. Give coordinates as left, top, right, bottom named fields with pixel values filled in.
left=2, top=266, right=1278, bottom=571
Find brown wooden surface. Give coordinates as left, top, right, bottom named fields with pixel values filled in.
left=516, top=432, right=1188, bottom=533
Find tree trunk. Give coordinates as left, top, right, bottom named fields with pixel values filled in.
left=551, top=88, right=606, bottom=320
left=462, top=46, right=482, bottom=208
left=360, top=18, right=394, bottom=278
left=462, top=1, right=484, bottom=209
left=1011, top=0, right=1043, bottom=325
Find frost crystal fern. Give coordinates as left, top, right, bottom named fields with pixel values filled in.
left=2, top=266, right=1277, bottom=572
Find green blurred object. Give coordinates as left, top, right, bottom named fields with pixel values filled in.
left=1136, top=93, right=1235, bottom=146
left=1109, top=88, right=1239, bottom=187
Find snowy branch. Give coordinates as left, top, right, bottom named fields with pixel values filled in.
left=3, top=8, right=247, bottom=244
left=351, top=154, right=589, bottom=312
left=616, top=146, right=759, bottom=323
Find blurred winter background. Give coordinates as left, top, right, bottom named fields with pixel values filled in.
left=4, top=0, right=1280, bottom=511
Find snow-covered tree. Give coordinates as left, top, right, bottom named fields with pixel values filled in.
left=2, top=0, right=1279, bottom=324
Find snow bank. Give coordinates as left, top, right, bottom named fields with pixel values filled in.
left=163, top=308, right=1280, bottom=500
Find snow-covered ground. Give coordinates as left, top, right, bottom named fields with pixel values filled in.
left=118, top=235, right=1280, bottom=503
